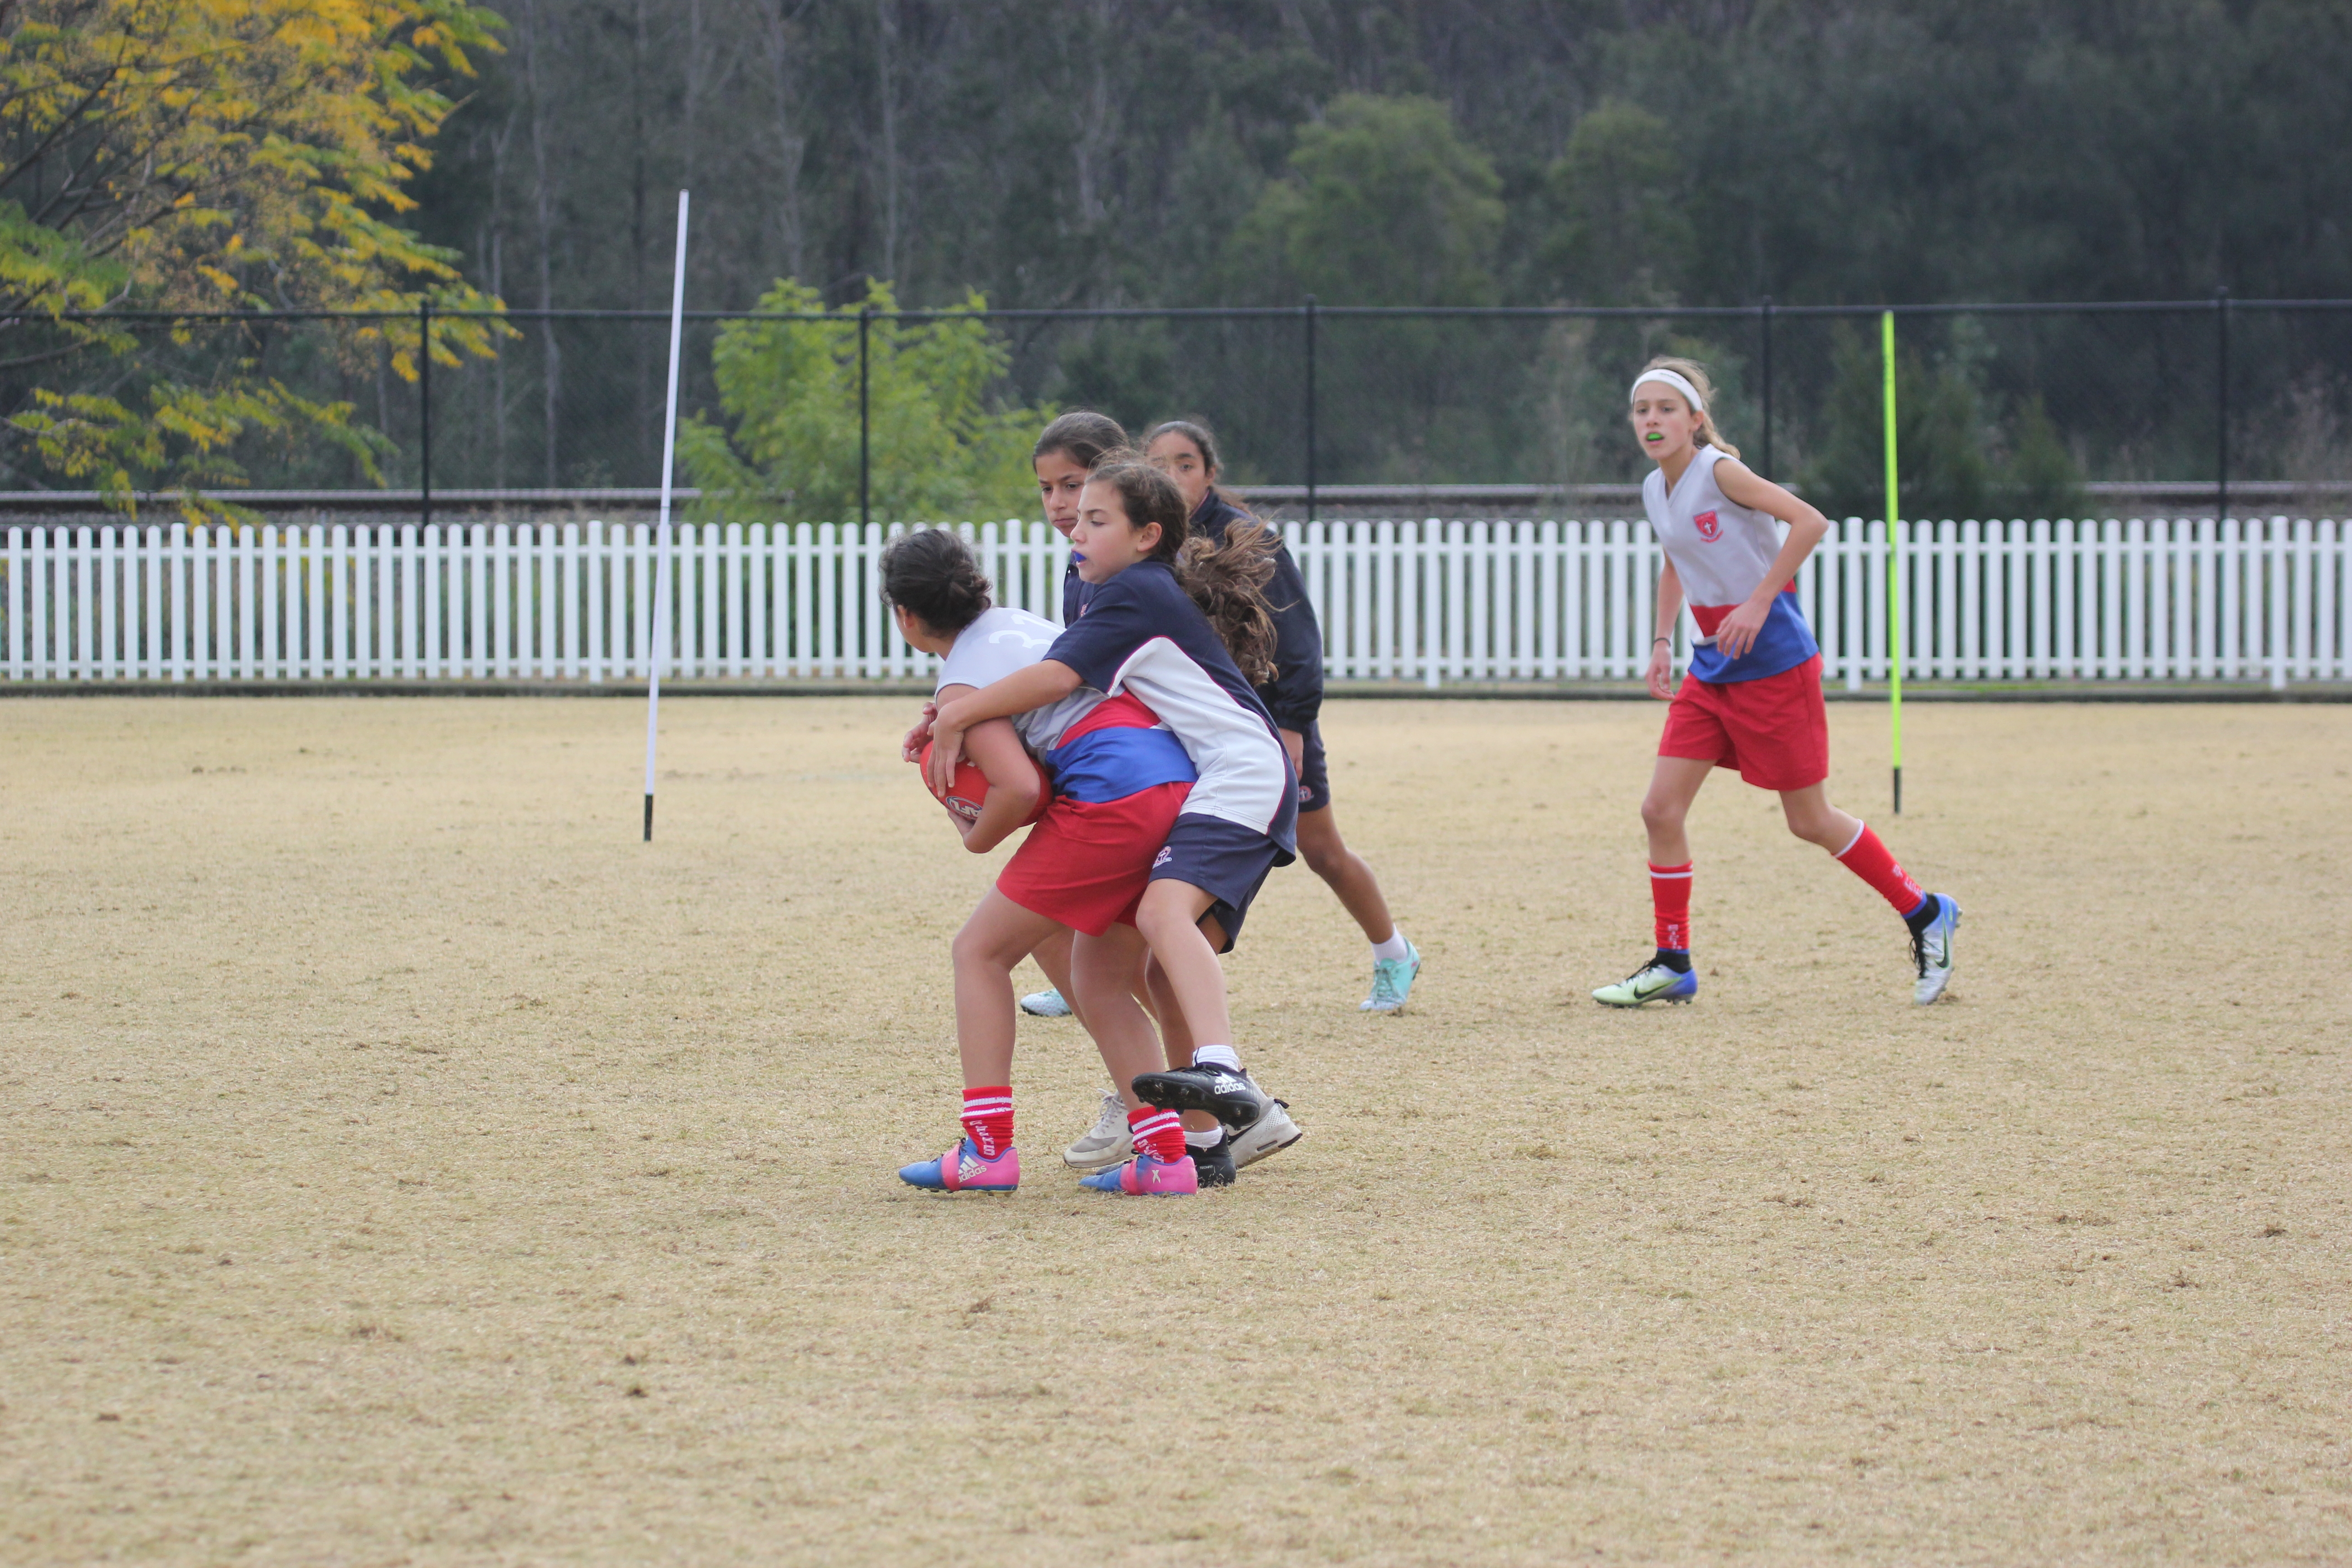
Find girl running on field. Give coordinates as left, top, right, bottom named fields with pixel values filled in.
left=928, top=461, right=1303, bottom=1191
left=1146, top=419, right=1421, bottom=1014
left=1594, top=358, right=1960, bottom=1008
left=882, top=526, right=1206, bottom=1196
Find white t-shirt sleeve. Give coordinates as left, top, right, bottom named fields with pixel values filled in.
left=936, top=608, right=1060, bottom=693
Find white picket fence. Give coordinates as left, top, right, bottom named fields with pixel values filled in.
left=2, top=517, right=2344, bottom=688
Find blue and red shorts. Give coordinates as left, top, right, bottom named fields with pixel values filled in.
left=996, top=691, right=1200, bottom=936
left=1658, top=653, right=1829, bottom=792
left=996, top=781, right=1193, bottom=935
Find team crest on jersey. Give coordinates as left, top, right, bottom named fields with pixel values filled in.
left=1153, top=846, right=1173, bottom=868
left=1692, top=509, right=1722, bottom=542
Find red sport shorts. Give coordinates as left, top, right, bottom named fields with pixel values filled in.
left=994, top=781, right=1193, bottom=936
left=1657, top=654, right=1829, bottom=792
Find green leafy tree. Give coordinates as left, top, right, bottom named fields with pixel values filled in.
left=1805, top=326, right=1992, bottom=523
left=1535, top=101, right=1692, bottom=305
left=1232, top=93, right=1503, bottom=306
left=2002, top=397, right=2086, bottom=519
left=681, top=279, right=1051, bottom=524
left=1805, top=326, right=2086, bottom=522
left=0, top=0, right=509, bottom=514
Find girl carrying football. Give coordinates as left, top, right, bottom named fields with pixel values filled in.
left=1595, top=358, right=1960, bottom=1008
left=929, top=461, right=1302, bottom=1193
left=883, top=526, right=1203, bottom=1196
left=907, top=409, right=1123, bottom=1029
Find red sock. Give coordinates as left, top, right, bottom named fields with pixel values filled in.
left=1649, top=861, right=1692, bottom=951
left=1834, top=824, right=1926, bottom=916
left=1127, top=1107, right=1186, bottom=1164
left=961, top=1086, right=1013, bottom=1158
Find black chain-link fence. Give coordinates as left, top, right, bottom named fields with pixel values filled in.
left=5, top=299, right=2348, bottom=520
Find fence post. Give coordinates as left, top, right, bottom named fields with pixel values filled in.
left=1303, top=294, right=1318, bottom=524
left=1759, top=296, right=1774, bottom=479
left=2213, top=286, right=2230, bottom=525
left=419, top=298, right=433, bottom=531
left=858, top=305, right=873, bottom=529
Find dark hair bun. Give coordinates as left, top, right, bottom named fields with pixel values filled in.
left=879, top=528, right=993, bottom=635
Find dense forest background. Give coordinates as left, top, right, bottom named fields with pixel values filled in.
left=420, top=0, right=2351, bottom=315
left=14, top=0, right=2348, bottom=514
left=379, top=0, right=2352, bottom=514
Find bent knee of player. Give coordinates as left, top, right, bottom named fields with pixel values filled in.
left=1640, top=792, right=1689, bottom=833
left=951, top=923, right=1014, bottom=975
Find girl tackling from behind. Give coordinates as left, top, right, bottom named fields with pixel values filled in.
left=882, top=527, right=1204, bottom=1196
left=1594, top=357, right=1960, bottom=1009
left=928, top=461, right=1302, bottom=1193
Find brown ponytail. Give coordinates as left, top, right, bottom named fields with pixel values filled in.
left=1176, top=520, right=1277, bottom=686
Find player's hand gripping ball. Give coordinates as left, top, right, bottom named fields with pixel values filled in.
left=918, top=740, right=992, bottom=824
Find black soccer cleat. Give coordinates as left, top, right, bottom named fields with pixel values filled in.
left=1131, top=1063, right=1272, bottom=1133
left=1188, top=1134, right=1237, bottom=1188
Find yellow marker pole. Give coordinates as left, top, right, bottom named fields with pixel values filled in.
left=1884, top=309, right=1903, bottom=815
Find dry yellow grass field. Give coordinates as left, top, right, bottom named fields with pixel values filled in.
left=2, top=694, right=2347, bottom=1566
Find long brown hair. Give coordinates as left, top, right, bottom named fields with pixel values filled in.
left=1087, top=459, right=1277, bottom=683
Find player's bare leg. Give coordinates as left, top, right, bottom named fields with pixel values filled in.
left=1596, top=756, right=1716, bottom=1008
left=1783, top=783, right=1961, bottom=1004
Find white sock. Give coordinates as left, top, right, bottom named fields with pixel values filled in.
left=1184, top=1125, right=1223, bottom=1149
left=1370, top=928, right=1411, bottom=963
left=1191, top=1044, right=1242, bottom=1072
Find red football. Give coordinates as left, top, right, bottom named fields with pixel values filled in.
left=919, top=740, right=992, bottom=824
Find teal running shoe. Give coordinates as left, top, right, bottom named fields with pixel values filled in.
left=1360, top=940, right=1422, bottom=1013
left=1019, top=987, right=1073, bottom=1018
left=1592, top=960, right=1697, bottom=1007
left=1910, top=893, right=1960, bottom=1004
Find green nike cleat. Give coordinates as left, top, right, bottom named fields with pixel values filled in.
left=1592, top=961, right=1698, bottom=1007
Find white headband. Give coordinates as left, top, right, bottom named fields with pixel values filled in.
left=1630, top=368, right=1706, bottom=415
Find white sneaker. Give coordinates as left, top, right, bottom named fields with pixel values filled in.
left=1229, top=1099, right=1303, bottom=1169
left=1061, top=1090, right=1131, bottom=1171
left=1020, top=987, right=1073, bottom=1018
left=1910, top=894, right=1960, bottom=1004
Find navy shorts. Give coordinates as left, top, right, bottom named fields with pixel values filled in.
left=1149, top=814, right=1283, bottom=953
left=1295, top=722, right=1331, bottom=814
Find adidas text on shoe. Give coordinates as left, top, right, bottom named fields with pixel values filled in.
left=1361, top=940, right=1423, bottom=1013
left=1078, top=1152, right=1198, bottom=1196
left=898, top=1138, right=1019, bottom=1193
left=1061, top=1089, right=1133, bottom=1172
left=1911, top=894, right=1961, bottom=1004
left=1132, top=1063, right=1273, bottom=1132
left=1592, top=962, right=1698, bottom=1008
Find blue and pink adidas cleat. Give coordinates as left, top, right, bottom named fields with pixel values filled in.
left=1078, top=1152, right=1198, bottom=1196
left=898, top=1138, right=1020, bottom=1193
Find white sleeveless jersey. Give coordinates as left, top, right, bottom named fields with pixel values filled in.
left=1641, top=444, right=1818, bottom=683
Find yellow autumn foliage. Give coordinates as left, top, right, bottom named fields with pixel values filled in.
left=0, top=0, right=510, bottom=512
